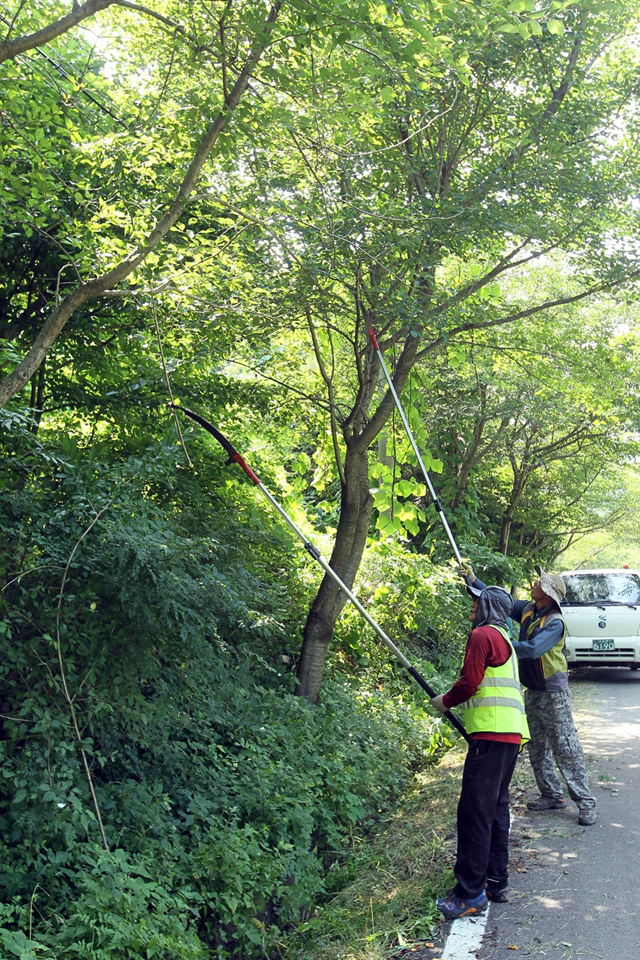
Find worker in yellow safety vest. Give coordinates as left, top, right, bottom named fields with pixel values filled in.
left=431, top=582, right=529, bottom=920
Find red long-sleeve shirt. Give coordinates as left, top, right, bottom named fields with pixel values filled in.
left=443, top=625, right=522, bottom=744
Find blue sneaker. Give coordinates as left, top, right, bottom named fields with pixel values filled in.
left=437, top=890, right=488, bottom=919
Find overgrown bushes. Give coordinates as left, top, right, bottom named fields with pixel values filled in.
left=0, top=434, right=459, bottom=958
left=0, top=656, right=445, bottom=958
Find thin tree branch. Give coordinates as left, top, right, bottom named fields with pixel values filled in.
left=305, top=304, right=346, bottom=485
left=0, top=0, right=117, bottom=63
left=55, top=506, right=112, bottom=851
left=415, top=267, right=640, bottom=364
left=152, top=303, right=192, bottom=467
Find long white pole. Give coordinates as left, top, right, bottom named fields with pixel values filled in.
left=368, top=329, right=464, bottom=566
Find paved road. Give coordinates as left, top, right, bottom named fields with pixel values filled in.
left=476, top=667, right=640, bottom=960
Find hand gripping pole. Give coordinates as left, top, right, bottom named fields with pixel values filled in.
left=368, top=329, right=464, bottom=566
left=170, top=404, right=468, bottom=742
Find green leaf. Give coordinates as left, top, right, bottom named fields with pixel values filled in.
left=1, top=930, right=41, bottom=959
left=547, top=19, right=565, bottom=35
left=380, top=86, right=395, bottom=103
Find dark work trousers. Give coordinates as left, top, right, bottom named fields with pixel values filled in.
left=453, top=739, right=520, bottom=900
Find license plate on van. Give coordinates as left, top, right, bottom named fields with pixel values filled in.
left=592, top=639, right=615, bottom=651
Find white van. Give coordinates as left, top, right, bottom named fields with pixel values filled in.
left=560, top=568, right=640, bottom=669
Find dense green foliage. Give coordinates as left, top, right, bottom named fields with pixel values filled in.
left=3, top=0, right=640, bottom=955
left=0, top=417, right=467, bottom=957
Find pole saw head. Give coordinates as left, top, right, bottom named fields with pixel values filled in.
left=168, top=403, right=260, bottom=484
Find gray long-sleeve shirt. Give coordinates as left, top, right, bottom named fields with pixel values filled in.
left=470, top=576, right=567, bottom=691
left=510, top=598, right=565, bottom=659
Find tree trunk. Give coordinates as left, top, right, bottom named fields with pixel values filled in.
left=451, top=453, right=475, bottom=510
left=295, top=325, right=422, bottom=703
left=28, top=360, right=45, bottom=435
left=296, top=442, right=374, bottom=703
left=499, top=514, right=512, bottom=556
left=499, top=459, right=531, bottom=555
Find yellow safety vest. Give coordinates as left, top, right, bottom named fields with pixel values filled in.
left=520, top=605, right=567, bottom=681
left=461, top=626, right=530, bottom=742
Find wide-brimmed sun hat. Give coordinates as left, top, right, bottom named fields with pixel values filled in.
left=534, top=565, right=566, bottom=606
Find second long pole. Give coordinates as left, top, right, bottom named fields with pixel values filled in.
left=368, top=329, right=464, bottom=567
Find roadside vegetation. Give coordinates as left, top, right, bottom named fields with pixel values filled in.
left=3, top=0, right=640, bottom=956
left=0, top=422, right=469, bottom=958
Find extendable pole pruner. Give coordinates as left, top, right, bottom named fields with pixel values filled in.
left=368, top=329, right=464, bottom=567
left=170, top=404, right=468, bottom=742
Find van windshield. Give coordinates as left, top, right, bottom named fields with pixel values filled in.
left=563, top=573, right=640, bottom=606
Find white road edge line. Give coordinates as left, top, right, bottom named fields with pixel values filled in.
left=441, top=809, right=516, bottom=959
left=441, top=909, right=490, bottom=959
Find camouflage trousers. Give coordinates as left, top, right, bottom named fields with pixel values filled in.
left=524, top=689, right=596, bottom=810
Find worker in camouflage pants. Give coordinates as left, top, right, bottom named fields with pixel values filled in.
left=466, top=565, right=596, bottom=826
left=524, top=688, right=594, bottom=811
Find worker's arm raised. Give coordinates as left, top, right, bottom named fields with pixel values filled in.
left=512, top=618, right=564, bottom=659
